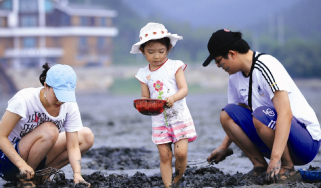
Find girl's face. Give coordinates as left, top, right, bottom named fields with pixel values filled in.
left=44, top=83, right=64, bottom=108
left=141, top=42, right=170, bottom=70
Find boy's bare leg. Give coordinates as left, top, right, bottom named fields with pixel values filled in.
left=253, top=117, right=294, bottom=174
left=220, top=111, right=268, bottom=168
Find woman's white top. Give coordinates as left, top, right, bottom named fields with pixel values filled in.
left=5, top=87, right=83, bottom=144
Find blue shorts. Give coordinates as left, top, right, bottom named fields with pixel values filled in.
left=223, top=104, right=320, bottom=165
left=0, top=140, right=47, bottom=181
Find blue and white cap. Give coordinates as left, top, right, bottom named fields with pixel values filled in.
left=45, top=64, right=77, bottom=102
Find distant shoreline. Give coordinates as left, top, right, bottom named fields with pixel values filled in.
left=3, top=66, right=321, bottom=95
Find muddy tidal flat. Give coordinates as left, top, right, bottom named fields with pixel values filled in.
left=0, top=83, right=321, bottom=187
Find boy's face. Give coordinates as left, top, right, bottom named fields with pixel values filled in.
left=214, top=52, right=238, bottom=75
left=141, top=42, right=170, bottom=69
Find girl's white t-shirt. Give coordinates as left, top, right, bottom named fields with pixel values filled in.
left=135, top=59, right=192, bottom=127
left=228, top=52, right=321, bottom=141
left=5, top=87, right=83, bottom=144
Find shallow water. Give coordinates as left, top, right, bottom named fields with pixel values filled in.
left=0, top=85, right=321, bottom=187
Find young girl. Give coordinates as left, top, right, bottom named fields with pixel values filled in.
left=131, top=22, right=197, bottom=188
left=0, top=63, right=93, bottom=187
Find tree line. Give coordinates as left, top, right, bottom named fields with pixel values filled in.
left=70, top=0, right=321, bottom=78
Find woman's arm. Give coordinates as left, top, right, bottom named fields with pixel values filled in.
left=0, top=111, right=34, bottom=179
left=165, top=68, right=188, bottom=107
left=66, top=131, right=90, bottom=186
left=141, top=82, right=150, bottom=99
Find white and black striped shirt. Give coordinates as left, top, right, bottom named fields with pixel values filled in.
left=228, top=52, right=321, bottom=140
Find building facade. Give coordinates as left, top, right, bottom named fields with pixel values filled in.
left=0, top=0, right=118, bottom=69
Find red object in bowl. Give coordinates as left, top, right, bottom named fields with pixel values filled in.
left=134, top=99, right=166, bottom=116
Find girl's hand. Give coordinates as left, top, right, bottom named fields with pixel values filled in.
left=74, top=173, right=91, bottom=187
left=165, top=96, right=175, bottom=108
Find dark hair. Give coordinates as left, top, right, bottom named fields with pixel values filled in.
left=139, top=37, right=172, bottom=52
left=217, top=32, right=250, bottom=58
left=39, top=63, right=50, bottom=86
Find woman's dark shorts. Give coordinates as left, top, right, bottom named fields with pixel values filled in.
left=0, top=140, right=46, bottom=181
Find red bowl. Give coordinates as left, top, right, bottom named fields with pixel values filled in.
left=134, top=99, right=166, bottom=116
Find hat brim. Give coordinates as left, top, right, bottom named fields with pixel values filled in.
left=53, top=89, right=76, bottom=103
left=130, top=33, right=183, bottom=54
left=203, top=54, right=214, bottom=67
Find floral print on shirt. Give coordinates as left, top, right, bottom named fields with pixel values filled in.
left=153, top=80, right=164, bottom=99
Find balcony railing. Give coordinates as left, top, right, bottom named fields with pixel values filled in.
left=4, top=48, right=63, bottom=58
left=0, top=27, right=118, bottom=37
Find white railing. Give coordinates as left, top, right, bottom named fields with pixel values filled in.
left=4, top=48, right=64, bottom=58
left=0, top=27, right=118, bottom=37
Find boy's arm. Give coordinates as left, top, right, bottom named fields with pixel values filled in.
left=267, top=90, right=293, bottom=179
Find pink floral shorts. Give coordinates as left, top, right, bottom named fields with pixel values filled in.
left=152, top=119, right=197, bottom=145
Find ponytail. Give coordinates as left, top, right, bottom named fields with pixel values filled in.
left=39, top=63, right=50, bottom=86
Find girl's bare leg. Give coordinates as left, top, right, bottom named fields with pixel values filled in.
left=157, top=143, right=173, bottom=188
left=173, top=138, right=188, bottom=186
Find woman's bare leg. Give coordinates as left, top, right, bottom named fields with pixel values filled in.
left=45, top=127, right=94, bottom=169
left=19, top=122, right=59, bottom=170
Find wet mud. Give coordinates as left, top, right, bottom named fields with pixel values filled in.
left=3, top=147, right=321, bottom=188
left=1, top=89, right=321, bottom=188
left=82, top=147, right=160, bottom=170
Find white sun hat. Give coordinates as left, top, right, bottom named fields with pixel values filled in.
left=130, top=22, right=183, bottom=54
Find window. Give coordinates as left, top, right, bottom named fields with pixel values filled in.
left=21, top=58, right=39, bottom=68
left=80, top=17, right=90, bottom=26
left=79, top=37, right=87, bottom=46
left=45, top=0, right=53, bottom=12
left=100, top=18, right=106, bottom=26
left=97, top=37, right=105, bottom=48
left=60, top=13, right=70, bottom=26
left=21, top=15, right=37, bottom=27
left=52, top=37, right=60, bottom=47
left=23, top=37, right=37, bottom=48
left=0, top=0, right=12, bottom=10
left=0, top=17, right=3, bottom=27
left=19, top=0, right=38, bottom=13
left=78, top=37, right=88, bottom=53
left=46, top=57, right=58, bottom=64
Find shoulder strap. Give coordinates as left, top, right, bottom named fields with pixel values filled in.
left=248, top=52, right=266, bottom=111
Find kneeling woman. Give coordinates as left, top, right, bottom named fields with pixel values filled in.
left=0, top=63, right=94, bottom=186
